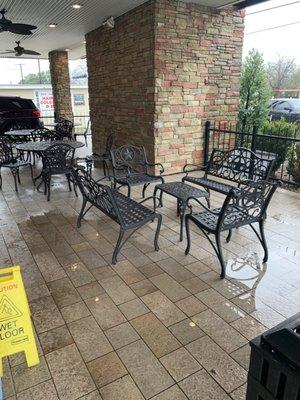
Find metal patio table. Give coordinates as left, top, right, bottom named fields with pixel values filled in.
left=45, top=122, right=80, bottom=127
left=16, top=140, right=84, bottom=183
left=154, top=181, right=209, bottom=241
left=4, top=129, right=34, bottom=137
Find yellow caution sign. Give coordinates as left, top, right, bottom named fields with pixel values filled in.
left=0, top=266, right=39, bottom=376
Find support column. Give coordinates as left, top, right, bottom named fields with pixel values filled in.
left=48, top=50, right=73, bottom=121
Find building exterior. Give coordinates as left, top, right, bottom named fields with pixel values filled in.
left=0, top=84, right=89, bottom=117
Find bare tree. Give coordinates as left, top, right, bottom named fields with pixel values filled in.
left=267, top=55, right=296, bottom=95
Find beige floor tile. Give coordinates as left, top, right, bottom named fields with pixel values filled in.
left=230, top=344, right=251, bottom=371
left=156, top=258, right=194, bottom=283
left=11, top=357, right=51, bottom=393
left=129, top=279, right=158, bottom=297
left=99, top=375, right=144, bottom=400
left=30, top=296, right=64, bottom=333
left=187, top=336, right=247, bottom=392
left=92, top=266, right=116, bottom=281
left=131, top=313, right=181, bottom=358
left=68, top=316, right=113, bottom=361
left=63, top=261, right=95, bottom=288
left=184, top=261, right=211, bottom=277
left=230, top=315, right=267, bottom=340
left=87, top=352, right=127, bottom=388
left=100, top=275, right=137, bottom=305
left=181, top=277, right=209, bottom=295
left=39, top=325, right=74, bottom=354
left=105, top=322, right=140, bottom=349
left=60, top=301, right=91, bottom=323
left=150, top=386, right=188, bottom=400
left=168, top=319, right=205, bottom=345
left=77, top=248, right=107, bottom=270
left=160, top=348, right=201, bottom=382
left=77, top=281, right=105, bottom=300
left=112, top=259, right=145, bottom=284
left=118, top=298, right=149, bottom=320
left=85, top=294, right=126, bottom=330
left=15, top=380, right=59, bottom=400
left=230, top=384, right=247, bottom=400
left=122, top=246, right=152, bottom=267
left=77, top=391, right=103, bottom=400
left=46, top=344, right=96, bottom=400
left=33, top=251, right=66, bottom=283
left=48, top=277, right=81, bottom=308
left=175, top=296, right=207, bottom=317
left=192, top=309, right=247, bottom=353
left=2, top=358, right=15, bottom=398
left=200, top=271, right=246, bottom=299
left=136, top=262, right=164, bottom=278
left=117, top=340, right=174, bottom=399
left=150, top=274, right=190, bottom=302
left=179, top=370, right=231, bottom=400
left=141, top=291, right=186, bottom=326
left=196, top=288, right=245, bottom=323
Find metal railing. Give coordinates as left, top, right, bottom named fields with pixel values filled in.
left=204, top=120, right=300, bottom=187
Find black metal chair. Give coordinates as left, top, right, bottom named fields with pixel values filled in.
left=74, top=119, right=90, bottom=146
left=38, top=143, right=77, bottom=201
left=55, top=119, right=74, bottom=140
left=31, top=127, right=60, bottom=142
left=84, top=132, right=116, bottom=178
left=0, top=137, right=34, bottom=192
left=72, top=168, right=162, bottom=264
left=110, top=145, right=165, bottom=198
left=185, top=180, right=280, bottom=279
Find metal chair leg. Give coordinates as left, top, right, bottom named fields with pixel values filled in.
left=226, top=229, right=232, bottom=243
left=185, top=216, right=191, bottom=255
left=259, top=219, right=268, bottom=263
left=77, top=199, right=87, bottom=228
left=29, top=164, right=35, bottom=186
left=112, top=228, right=125, bottom=264
left=154, top=214, right=162, bottom=251
left=11, top=168, right=18, bottom=192
left=142, top=183, right=149, bottom=198
left=215, top=232, right=226, bottom=279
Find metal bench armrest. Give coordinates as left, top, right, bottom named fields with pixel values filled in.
left=183, top=163, right=205, bottom=175
left=186, top=196, right=220, bottom=215
left=146, top=162, right=164, bottom=175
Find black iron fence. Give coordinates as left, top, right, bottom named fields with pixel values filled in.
left=204, top=120, right=300, bottom=187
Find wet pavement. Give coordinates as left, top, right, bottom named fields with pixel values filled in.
left=1, top=146, right=299, bottom=400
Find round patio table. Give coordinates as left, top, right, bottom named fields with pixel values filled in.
left=4, top=129, right=34, bottom=137
left=16, top=140, right=85, bottom=183
left=45, top=122, right=81, bottom=127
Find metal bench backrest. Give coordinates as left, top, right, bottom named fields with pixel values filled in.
left=72, top=168, right=122, bottom=224
left=218, top=180, right=278, bottom=231
left=206, top=148, right=274, bottom=184
left=110, top=145, right=148, bottom=176
left=0, top=137, right=14, bottom=164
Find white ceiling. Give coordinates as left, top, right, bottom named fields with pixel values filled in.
left=0, top=0, right=253, bottom=60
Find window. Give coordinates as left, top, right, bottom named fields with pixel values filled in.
left=73, top=94, right=85, bottom=105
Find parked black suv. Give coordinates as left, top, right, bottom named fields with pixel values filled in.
left=0, top=96, right=41, bottom=134
left=269, top=98, right=300, bottom=124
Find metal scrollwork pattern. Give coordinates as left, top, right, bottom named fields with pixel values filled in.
left=111, top=145, right=147, bottom=175
left=0, top=137, right=14, bottom=164
left=209, top=148, right=273, bottom=183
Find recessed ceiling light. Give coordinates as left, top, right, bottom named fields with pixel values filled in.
left=48, top=22, right=57, bottom=28
left=72, top=3, right=82, bottom=9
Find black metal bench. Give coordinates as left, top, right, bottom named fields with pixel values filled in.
left=72, top=168, right=162, bottom=264
left=185, top=180, right=279, bottom=279
left=110, top=145, right=164, bottom=198
left=182, top=148, right=275, bottom=204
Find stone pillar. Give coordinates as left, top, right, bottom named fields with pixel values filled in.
left=49, top=50, right=73, bottom=121
left=86, top=0, right=244, bottom=173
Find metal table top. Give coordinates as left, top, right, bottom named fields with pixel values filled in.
left=155, top=181, right=209, bottom=201
left=4, top=129, right=34, bottom=137
left=16, top=140, right=85, bottom=152
left=45, top=122, right=81, bottom=127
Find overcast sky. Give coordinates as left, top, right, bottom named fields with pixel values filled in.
left=0, top=0, right=299, bottom=84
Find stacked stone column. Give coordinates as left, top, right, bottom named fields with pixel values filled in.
left=48, top=50, right=73, bottom=121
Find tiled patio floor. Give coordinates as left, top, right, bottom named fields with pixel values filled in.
left=1, top=151, right=299, bottom=400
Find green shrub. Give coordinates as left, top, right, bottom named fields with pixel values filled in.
left=287, top=143, right=300, bottom=184
left=256, top=119, right=297, bottom=170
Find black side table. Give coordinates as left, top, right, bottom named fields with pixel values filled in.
left=154, top=181, right=209, bottom=241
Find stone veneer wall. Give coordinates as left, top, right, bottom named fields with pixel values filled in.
left=86, top=0, right=244, bottom=173
left=86, top=1, right=156, bottom=162
left=48, top=50, right=73, bottom=121
left=154, top=0, right=244, bottom=171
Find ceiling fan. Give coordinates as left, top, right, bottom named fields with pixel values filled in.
left=0, top=9, right=37, bottom=35
left=0, top=41, right=41, bottom=57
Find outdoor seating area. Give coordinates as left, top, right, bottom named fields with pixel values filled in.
left=0, top=0, right=299, bottom=399
left=0, top=145, right=299, bottom=399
